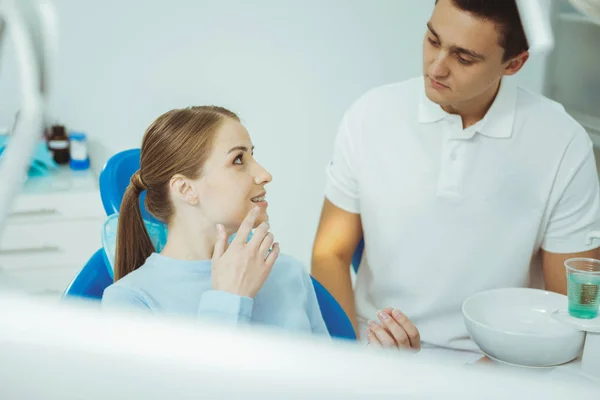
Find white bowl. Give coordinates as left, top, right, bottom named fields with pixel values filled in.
left=462, top=288, right=585, bottom=367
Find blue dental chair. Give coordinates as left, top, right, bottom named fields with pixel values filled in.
left=352, top=238, right=364, bottom=273
left=99, top=148, right=158, bottom=223
left=63, top=249, right=113, bottom=299
left=63, top=149, right=356, bottom=340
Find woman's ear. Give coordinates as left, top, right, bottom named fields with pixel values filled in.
left=169, top=175, right=199, bottom=206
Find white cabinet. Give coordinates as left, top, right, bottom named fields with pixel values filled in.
left=0, top=167, right=105, bottom=297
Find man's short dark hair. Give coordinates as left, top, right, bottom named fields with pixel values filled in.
left=435, top=0, right=529, bottom=61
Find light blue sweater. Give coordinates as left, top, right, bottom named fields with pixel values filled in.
left=102, top=253, right=329, bottom=336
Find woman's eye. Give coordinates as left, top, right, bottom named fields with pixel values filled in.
left=234, top=154, right=243, bottom=165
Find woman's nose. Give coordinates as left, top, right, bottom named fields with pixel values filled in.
left=253, top=162, right=272, bottom=185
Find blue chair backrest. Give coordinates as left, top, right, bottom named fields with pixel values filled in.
left=63, top=249, right=113, bottom=299
left=352, top=238, right=364, bottom=273
left=311, top=277, right=356, bottom=340
left=99, top=148, right=139, bottom=215
left=99, top=148, right=158, bottom=223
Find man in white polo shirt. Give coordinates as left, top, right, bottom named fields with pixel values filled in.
left=312, top=0, right=600, bottom=353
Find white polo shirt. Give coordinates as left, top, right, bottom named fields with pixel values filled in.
left=325, top=76, right=600, bottom=351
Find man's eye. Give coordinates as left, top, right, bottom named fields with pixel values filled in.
left=428, top=38, right=439, bottom=47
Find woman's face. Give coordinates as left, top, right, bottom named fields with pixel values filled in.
left=190, top=118, right=272, bottom=232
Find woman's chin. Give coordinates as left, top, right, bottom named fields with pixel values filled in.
left=254, top=211, right=269, bottom=227
left=227, top=207, right=269, bottom=231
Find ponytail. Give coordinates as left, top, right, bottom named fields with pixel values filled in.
left=114, top=170, right=155, bottom=281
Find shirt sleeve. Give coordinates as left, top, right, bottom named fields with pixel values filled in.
left=325, top=111, right=361, bottom=214
left=542, top=128, right=600, bottom=253
left=301, top=270, right=330, bottom=336
left=197, top=290, right=254, bottom=325
left=103, top=284, right=254, bottom=326
left=102, top=284, right=152, bottom=312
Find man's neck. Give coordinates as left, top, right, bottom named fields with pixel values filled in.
left=442, top=80, right=501, bottom=129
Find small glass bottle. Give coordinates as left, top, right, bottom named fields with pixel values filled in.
left=47, top=125, right=70, bottom=165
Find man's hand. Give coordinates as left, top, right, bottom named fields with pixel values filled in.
left=366, top=308, right=420, bottom=351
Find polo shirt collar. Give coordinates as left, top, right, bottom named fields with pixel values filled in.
left=418, top=77, right=518, bottom=139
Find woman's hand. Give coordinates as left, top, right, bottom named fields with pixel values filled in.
left=366, top=308, right=421, bottom=351
left=211, top=207, right=280, bottom=298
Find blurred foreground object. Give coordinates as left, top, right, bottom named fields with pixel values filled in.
left=0, top=0, right=57, bottom=237
left=0, top=294, right=598, bottom=399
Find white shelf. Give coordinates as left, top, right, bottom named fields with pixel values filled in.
left=20, top=166, right=98, bottom=195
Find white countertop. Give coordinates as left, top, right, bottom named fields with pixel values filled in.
left=18, top=166, right=99, bottom=196
left=412, top=345, right=600, bottom=386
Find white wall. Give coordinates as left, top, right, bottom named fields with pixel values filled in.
left=0, top=0, right=548, bottom=265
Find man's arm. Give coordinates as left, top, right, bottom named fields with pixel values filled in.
left=542, top=248, right=600, bottom=295
left=541, top=127, right=600, bottom=294
left=311, top=199, right=363, bottom=337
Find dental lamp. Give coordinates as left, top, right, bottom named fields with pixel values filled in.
left=569, top=0, right=600, bottom=22
left=515, top=0, right=600, bottom=54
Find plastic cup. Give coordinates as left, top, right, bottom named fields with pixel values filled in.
left=565, top=258, right=600, bottom=319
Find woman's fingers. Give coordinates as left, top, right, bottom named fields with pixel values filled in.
left=234, top=207, right=260, bottom=245
left=212, top=224, right=228, bottom=260
left=259, top=232, right=275, bottom=259
left=249, top=222, right=270, bottom=249
left=264, top=242, right=280, bottom=269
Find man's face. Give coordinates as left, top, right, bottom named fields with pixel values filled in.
left=422, top=0, right=516, bottom=108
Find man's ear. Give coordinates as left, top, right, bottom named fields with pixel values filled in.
left=169, top=175, right=199, bottom=206
left=503, top=50, right=529, bottom=77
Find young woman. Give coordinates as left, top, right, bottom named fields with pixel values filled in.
left=102, top=106, right=328, bottom=335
